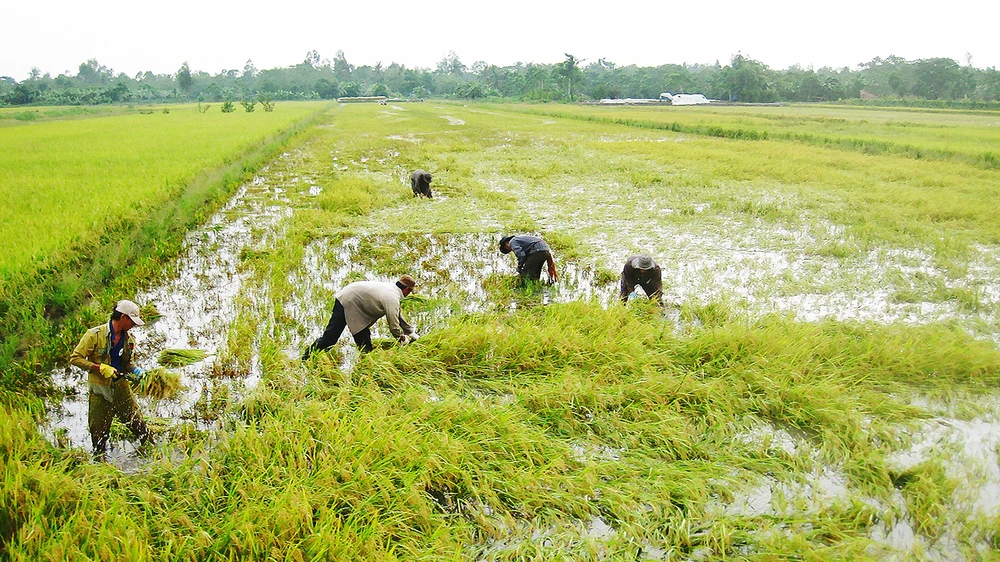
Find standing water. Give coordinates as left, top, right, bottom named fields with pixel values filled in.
left=42, top=153, right=302, bottom=468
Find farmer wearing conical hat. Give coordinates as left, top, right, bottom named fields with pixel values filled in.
left=620, top=254, right=663, bottom=304
left=303, top=275, right=420, bottom=358
left=69, top=299, right=152, bottom=462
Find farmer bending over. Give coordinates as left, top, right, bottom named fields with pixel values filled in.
left=69, top=299, right=152, bottom=462
left=499, top=235, right=558, bottom=285
left=303, top=275, right=420, bottom=359
left=620, top=254, right=663, bottom=305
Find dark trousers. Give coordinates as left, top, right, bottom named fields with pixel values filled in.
left=518, top=251, right=550, bottom=284
left=303, top=300, right=373, bottom=359
left=89, top=380, right=151, bottom=460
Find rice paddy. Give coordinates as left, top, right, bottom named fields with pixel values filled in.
left=6, top=101, right=1000, bottom=560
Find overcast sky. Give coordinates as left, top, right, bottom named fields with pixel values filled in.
left=3, top=0, right=997, bottom=80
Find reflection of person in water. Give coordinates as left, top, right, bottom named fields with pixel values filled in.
left=499, top=234, right=558, bottom=285
left=69, top=299, right=153, bottom=462
left=303, top=275, right=419, bottom=358
left=620, top=254, right=663, bottom=304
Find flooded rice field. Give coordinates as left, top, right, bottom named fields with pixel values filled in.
left=36, top=105, right=1000, bottom=559
left=42, top=157, right=296, bottom=466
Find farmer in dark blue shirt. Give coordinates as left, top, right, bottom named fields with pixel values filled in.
left=499, top=235, right=558, bottom=285
left=620, top=254, right=663, bottom=304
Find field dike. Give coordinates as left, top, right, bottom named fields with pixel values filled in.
left=12, top=103, right=1000, bottom=560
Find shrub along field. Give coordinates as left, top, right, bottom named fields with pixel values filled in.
left=4, top=102, right=1000, bottom=560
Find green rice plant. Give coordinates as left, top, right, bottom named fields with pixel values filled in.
left=135, top=367, right=184, bottom=400
left=0, top=102, right=324, bottom=278
left=158, top=348, right=208, bottom=367
left=139, top=302, right=162, bottom=323
left=7, top=101, right=1000, bottom=560
left=891, top=460, right=958, bottom=538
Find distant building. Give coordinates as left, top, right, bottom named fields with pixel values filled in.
left=337, top=96, right=388, bottom=103
left=860, top=90, right=878, bottom=100
left=660, top=92, right=711, bottom=105
left=599, top=98, right=657, bottom=105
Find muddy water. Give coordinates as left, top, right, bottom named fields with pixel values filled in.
left=715, top=399, right=1000, bottom=560
left=42, top=157, right=299, bottom=467
left=286, top=232, right=611, bottom=370
left=488, top=170, right=1000, bottom=346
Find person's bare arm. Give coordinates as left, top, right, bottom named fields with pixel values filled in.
left=547, top=254, right=558, bottom=283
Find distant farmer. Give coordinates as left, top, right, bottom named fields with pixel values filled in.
left=499, top=235, right=558, bottom=285
left=303, top=275, right=419, bottom=359
left=620, top=254, right=663, bottom=304
left=411, top=170, right=433, bottom=198
left=69, top=299, right=152, bottom=462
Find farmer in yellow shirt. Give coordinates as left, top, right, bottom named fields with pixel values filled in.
left=69, top=299, right=152, bottom=461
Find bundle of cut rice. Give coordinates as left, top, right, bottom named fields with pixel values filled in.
left=136, top=367, right=184, bottom=399
left=159, top=348, right=208, bottom=367
left=140, top=302, right=162, bottom=322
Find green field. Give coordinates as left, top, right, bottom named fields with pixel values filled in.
left=4, top=102, right=1000, bottom=560
left=518, top=103, right=1000, bottom=170
left=0, top=102, right=325, bottom=278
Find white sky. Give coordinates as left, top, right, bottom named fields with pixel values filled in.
left=3, top=0, right=997, bottom=80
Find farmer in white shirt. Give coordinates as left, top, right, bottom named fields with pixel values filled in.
left=303, top=275, right=419, bottom=358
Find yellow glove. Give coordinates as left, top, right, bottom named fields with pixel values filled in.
left=98, top=363, right=119, bottom=382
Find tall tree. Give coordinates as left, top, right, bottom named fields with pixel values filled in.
left=333, top=51, right=353, bottom=80
left=436, top=51, right=466, bottom=75
left=719, top=53, right=773, bottom=102
left=77, top=59, right=112, bottom=85
left=177, top=62, right=193, bottom=94
left=912, top=58, right=961, bottom=99
left=553, top=53, right=585, bottom=100
left=243, top=59, right=258, bottom=79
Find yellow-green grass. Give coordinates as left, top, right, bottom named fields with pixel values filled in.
left=513, top=103, right=1000, bottom=170
left=0, top=102, right=325, bottom=279
left=6, top=303, right=999, bottom=559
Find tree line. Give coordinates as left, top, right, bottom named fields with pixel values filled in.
left=3, top=50, right=1000, bottom=108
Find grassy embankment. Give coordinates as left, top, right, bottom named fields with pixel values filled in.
left=0, top=101, right=329, bottom=399
left=4, top=102, right=1000, bottom=559
left=0, top=105, right=149, bottom=125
